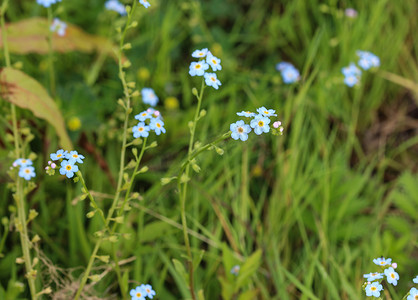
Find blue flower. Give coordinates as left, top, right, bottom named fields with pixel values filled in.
left=50, top=149, right=68, bottom=161
left=135, top=111, right=152, bottom=122
left=384, top=267, right=399, bottom=286
left=66, top=151, right=85, bottom=164
left=206, top=52, right=222, bottom=71
left=230, top=265, right=240, bottom=276
left=36, top=0, right=61, bottom=7
left=357, top=50, right=380, bottom=70
left=140, top=284, right=156, bottom=299
left=141, top=88, right=159, bottom=107
left=281, top=66, right=300, bottom=84
left=59, top=160, right=78, bottom=178
left=363, top=272, right=383, bottom=281
left=189, top=61, right=209, bottom=76
left=191, top=48, right=209, bottom=58
left=50, top=18, right=67, bottom=36
left=13, top=158, right=33, bottom=167
left=105, top=0, right=127, bottom=15
left=139, top=0, right=151, bottom=9
left=18, top=166, right=36, bottom=181
left=373, top=257, right=392, bottom=267
left=257, top=106, right=277, bottom=117
left=237, top=111, right=256, bottom=117
left=341, top=63, right=362, bottom=77
left=413, top=275, right=418, bottom=283
left=133, top=122, right=150, bottom=138
left=230, top=120, right=251, bottom=141
left=275, top=62, right=294, bottom=72
left=130, top=285, right=146, bottom=300
left=365, top=282, right=383, bottom=297
left=204, top=73, right=222, bottom=89
left=407, top=287, right=418, bottom=300
left=250, top=115, right=270, bottom=135
left=343, top=74, right=359, bottom=87
left=150, top=119, right=166, bottom=135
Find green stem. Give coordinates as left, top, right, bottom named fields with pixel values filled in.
left=47, top=6, right=56, bottom=97
left=1, top=0, right=10, bottom=67
left=178, top=79, right=206, bottom=300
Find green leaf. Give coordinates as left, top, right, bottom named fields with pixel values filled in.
left=237, top=289, right=259, bottom=300
left=0, top=18, right=119, bottom=60
left=236, top=249, right=262, bottom=289
left=0, top=67, right=72, bottom=149
left=193, top=249, right=205, bottom=270
left=172, top=259, right=189, bottom=284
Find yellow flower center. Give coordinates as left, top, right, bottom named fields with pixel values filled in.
left=142, top=113, right=147, bottom=116
left=138, top=127, right=144, bottom=132
left=371, top=287, right=376, bottom=291
left=146, top=289, right=150, bottom=293
left=238, top=127, right=244, bottom=133
left=66, top=165, right=72, bottom=171
left=391, top=273, right=395, bottom=278
left=212, top=59, right=217, bottom=64
left=57, top=154, right=62, bottom=158
left=415, top=295, right=418, bottom=300
left=264, top=111, right=269, bottom=114
left=25, top=169, right=30, bottom=173
left=73, top=154, right=78, bottom=158
left=22, top=159, right=27, bottom=163
left=258, top=121, right=264, bottom=127
left=195, top=64, right=201, bottom=69
left=136, top=292, right=142, bottom=297
left=211, top=77, right=216, bottom=81
left=157, top=123, right=161, bottom=128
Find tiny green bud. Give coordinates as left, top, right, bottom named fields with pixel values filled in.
left=131, top=90, right=140, bottom=97
left=180, top=173, right=190, bottom=183
left=123, top=60, right=132, bottom=68
left=215, top=147, right=224, bottom=155
left=31, top=235, right=41, bottom=243
left=149, top=141, right=158, bottom=148
left=113, top=216, right=124, bottom=224
left=86, top=211, right=96, bottom=218
left=125, top=5, right=131, bottom=13
left=108, top=235, right=119, bottom=243
left=132, top=148, right=138, bottom=157
left=89, top=275, right=101, bottom=282
left=32, top=257, right=39, bottom=267
left=192, top=87, right=198, bottom=96
left=161, top=177, right=176, bottom=185
left=130, top=21, right=138, bottom=28
left=199, top=109, right=206, bottom=118
left=192, top=163, right=201, bottom=173
left=96, top=255, right=110, bottom=263
left=27, top=209, right=38, bottom=222
left=123, top=43, right=132, bottom=50
left=16, top=257, right=25, bottom=264
left=138, top=166, right=149, bottom=173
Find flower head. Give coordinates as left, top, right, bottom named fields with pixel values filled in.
left=365, top=282, right=383, bottom=297
left=363, top=272, right=383, bottom=281
left=342, top=63, right=362, bottom=77
left=133, top=122, right=150, bottom=138
left=273, top=121, right=282, bottom=128
left=149, top=119, right=166, bottom=135
left=345, top=8, right=358, bottom=18
left=139, top=0, right=151, bottom=9
left=135, top=111, right=152, bottom=122
left=36, top=0, right=61, bottom=7
left=276, top=62, right=294, bottom=72
left=384, top=267, right=399, bottom=286
left=66, top=151, right=85, bottom=164
left=130, top=285, right=146, bottom=300
left=13, top=158, right=33, bottom=167
left=250, top=115, right=271, bottom=135
left=413, top=275, right=418, bottom=284
left=357, top=50, right=380, bottom=70
left=50, top=149, right=68, bottom=161
left=204, top=73, right=222, bottom=89
left=141, top=88, right=159, bottom=107
left=343, top=74, right=359, bottom=87
left=189, top=61, right=209, bottom=77
left=373, top=257, right=392, bottom=267
left=230, top=265, right=240, bottom=276
left=257, top=106, right=277, bottom=117
left=105, top=0, right=127, bottom=15
left=18, top=166, right=36, bottom=181
left=237, top=111, right=256, bottom=117
left=407, top=287, right=418, bottom=300
left=206, top=52, right=222, bottom=71
left=230, top=120, right=251, bottom=141
left=50, top=18, right=67, bottom=36
left=281, top=66, right=300, bottom=84
left=139, top=284, right=156, bottom=299
left=59, top=160, right=78, bottom=178
left=191, top=48, right=209, bottom=58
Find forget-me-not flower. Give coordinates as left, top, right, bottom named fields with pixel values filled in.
left=237, top=111, right=256, bottom=117
left=66, top=151, right=85, bottom=164
left=230, top=120, right=251, bottom=141
left=130, top=285, right=146, bottom=300
left=191, top=48, right=209, bottom=58
left=257, top=107, right=277, bottom=117
left=135, top=111, right=152, bottom=122
left=276, top=62, right=294, bottom=72
left=149, top=119, right=166, bottom=135
left=413, top=275, right=418, bottom=283
left=250, top=115, right=270, bottom=135
left=206, top=52, right=222, bottom=71
left=50, top=18, right=67, bottom=36
left=204, top=73, right=222, bottom=89
left=363, top=272, right=383, bottom=281
left=407, top=287, right=418, bottom=300
left=13, top=158, right=33, bottom=167
left=365, top=282, right=383, bottom=297
left=343, top=75, right=359, bottom=87
left=357, top=50, right=380, bottom=70
left=373, top=257, right=392, bottom=267
left=276, top=62, right=300, bottom=84
left=133, top=122, right=150, bottom=138
left=342, top=63, right=362, bottom=77
left=189, top=61, right=209, bottom=76
left=37, top=0, right=61, bottom=7
left=141, top=88, right=159, bottom=107
left=50, top=149, right=68, bottom=161
left=140, top=284, right=156, bottom=299
left=105, top=0, right=126, bottom=15
left=139, top=0, right=151, bottom=9
left=18, top=166, right=36, bottom=181
left=59, top=160, right=78, bottom=178
left=384, top=267, right=399, bottom=286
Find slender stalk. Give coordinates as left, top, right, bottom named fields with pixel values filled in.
left=74, top=2, right=138, bottom=298
left=1, top=0, right=10, bottom=67
left=46, top=6, right=56, bottom=96
left=178, top=79, right=205, bottom=300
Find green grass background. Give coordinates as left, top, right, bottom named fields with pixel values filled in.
left=0, top=0, right=417, bottom=299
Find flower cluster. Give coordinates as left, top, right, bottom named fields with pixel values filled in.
left=133, top=108, right=166, bottom=138
left=189, top=48, right=222, bottom=90
left=130, top=284, right=156, bottom=300
left=139, top=0, right=151, bottom=9
left=276, top=62, right=300, bottom=84
left=50, top=18, right=67, bottom=37
left=342, top=50, right=380, bottom=87
left=141, top=88, right=159, bottom=107
left=363, top=257, right=399, bottom=298
left=13, top=159, right=36, bottom=181
left=105, top=0, right=126, bottom=15
left=47, top=149, right=85, bottom=178
left=36, top=0, right=62, bottom=7
left=230, top=107, right=284, bottom=141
